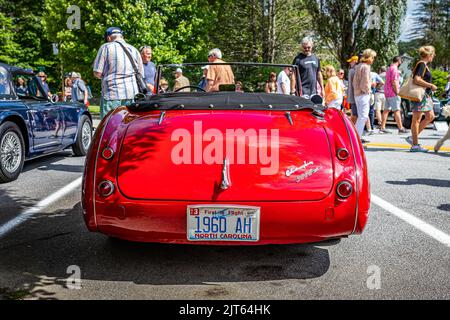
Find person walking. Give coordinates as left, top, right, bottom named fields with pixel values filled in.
left=324, top=65, right=344, bottom=109
left=346, top=56, right=359, bottom=124
left=366, top=70, right=384, bottom=135
left=93, top=27, right=143, bottom=119
left=404, top=46, right=438, bottom=152
left=337, top=69, right=348, bottom=109
left=292, top=37, right=324, bottom=97
left=382, top=56, right=408, bottom=134
left=277, top=67, right=292, bottom=95
left=140, top=46, right=156, bottom=94
left=70, top=72, right=89, bottom=105
left=205, top=48, right=235, bottom=92
left=373, top=67, right=387, bottom=132
left=353, top=49, right=377, bottom=140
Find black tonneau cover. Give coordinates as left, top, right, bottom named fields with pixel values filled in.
left=0, top=63, right=34, bottom=76
left=130, top=92, right=322, bottom=111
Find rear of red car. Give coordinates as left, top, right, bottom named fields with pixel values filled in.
left=82, top=100, right=370, bottom=245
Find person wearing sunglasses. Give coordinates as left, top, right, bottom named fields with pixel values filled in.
left=291, top=37, right=324, bottom=97
left=36, top=71, right=52, bottom=99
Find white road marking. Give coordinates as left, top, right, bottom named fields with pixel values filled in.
left=1, top=178, right=449, bottom=249
left=0, top=177, right=82, bottom=239
left=372, top=194, right=450, bottom=248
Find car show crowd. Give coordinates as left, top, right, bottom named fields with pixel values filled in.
left=8, top=26, right=450, bottom=154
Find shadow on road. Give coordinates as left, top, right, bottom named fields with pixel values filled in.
left=0, top=187, right=37, bottom=226
left=386, top=178, right=450, bottom=188
left=22, top=151, right=85, bottom=174
left=437, top=204, right=450, bottom=212
left=0, top=202, right=332, bottom=299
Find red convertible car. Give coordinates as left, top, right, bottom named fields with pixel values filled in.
left=82, top=63, right=370, bottom=245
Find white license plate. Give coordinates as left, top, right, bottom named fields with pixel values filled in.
left=187, top=205, right=260, bottom=242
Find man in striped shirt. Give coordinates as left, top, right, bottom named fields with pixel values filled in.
left=93, top=27, right=143, bottom=119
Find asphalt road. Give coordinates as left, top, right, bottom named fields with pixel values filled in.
left=0, top=124, right=449, bottom=300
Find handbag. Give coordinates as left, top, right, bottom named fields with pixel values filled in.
left=399, top=62, right=427, bottom=102
left=115, top=41, right=148, bottom=95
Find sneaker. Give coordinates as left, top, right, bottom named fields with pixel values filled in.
left=361, top=138, right=370, bottom=144
left=368, top=130, right=375, bottom=136
left=405, top=136, right=413, bottom=146
left=398, top=128, right=409, bottom=134
left=380, top=128, right=392, bottom=134
left=410, top=145, right=429, bottom=153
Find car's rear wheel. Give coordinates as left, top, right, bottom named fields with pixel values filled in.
left=0, top=121, right=25, bottom=183
left=72, top=115, right=92, bottom=156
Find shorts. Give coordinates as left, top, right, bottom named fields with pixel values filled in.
left=374, top=92, right=385, bottom=111
left=328, top=98, right=343, bottom=110
left=385, top=96, right=401, bottom=111
left=101, top=98, right=134, bottom=119
left=410, top=95, right=433, bottom=112
left=350, top=103, right=358, bottom=117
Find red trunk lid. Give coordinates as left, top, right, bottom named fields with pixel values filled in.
left=117, top=110, right=334, bottom=201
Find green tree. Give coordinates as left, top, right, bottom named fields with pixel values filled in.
left=209, top=0, right=310, bottom=64
left=0, top=12, right=21, bottom=64
left=0, top=0, right=60, bottom=89
left=304, top=0, right=407, bottom=69
left=42, top=0, right=218, bottom=95
left=405, top=0, right=449, bottom=69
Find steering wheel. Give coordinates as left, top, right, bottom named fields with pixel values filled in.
left=174, top=85, right=206, bottom=93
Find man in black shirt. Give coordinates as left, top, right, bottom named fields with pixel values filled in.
left=292, top=37, right=324, bottom=98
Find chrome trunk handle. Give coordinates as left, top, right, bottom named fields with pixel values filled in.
left=220, top=158, right=231, bottom=190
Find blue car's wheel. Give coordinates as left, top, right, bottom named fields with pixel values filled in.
left=72, top=115, right=92, bottom=156
left=0, top=121, right=25, bottom=183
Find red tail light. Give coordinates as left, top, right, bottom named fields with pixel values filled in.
left=336, top=181, right=353, bottom=199
left=102, top=147, right=114, bottom=160
left=337, top=148, right=349, bottom=161
left=98, top=180, right=115, bottom=197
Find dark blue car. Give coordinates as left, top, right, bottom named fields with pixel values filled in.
left=0, top=63, right=93, bottom=183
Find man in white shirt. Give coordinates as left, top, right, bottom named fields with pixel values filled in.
left=277, top=67, right=292, bottom=95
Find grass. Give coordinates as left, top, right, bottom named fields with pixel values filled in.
left=88, top=105, right=100, bottom=114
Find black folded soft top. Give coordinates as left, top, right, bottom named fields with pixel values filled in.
left=130, top=92, right=322, bottom=111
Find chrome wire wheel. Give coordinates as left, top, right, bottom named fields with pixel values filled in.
left=0, top=131, right=22, bottom=174
left=81, top=121, right=92, bottom=151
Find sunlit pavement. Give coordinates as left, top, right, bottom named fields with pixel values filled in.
left=0, top=124, right=449, bottom=300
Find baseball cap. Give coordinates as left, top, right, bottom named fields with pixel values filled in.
left=347, top=56, right=359, bottom=63
left=104, top=27, right=123, bottom=40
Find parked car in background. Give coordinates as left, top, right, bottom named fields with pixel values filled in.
left=0, top=63, right=93, bottom=183
left=400, top=96, right=445, bottom=129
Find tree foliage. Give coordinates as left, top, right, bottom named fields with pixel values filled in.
left=405, top=0, right=449, bottom=69
left=304, top=0, right=407, bottom=69
left=42, top=0, right=217, bottom=94
left=209, top=0, right=310, bottom=64
left=0, top=0, right=57, bottom=70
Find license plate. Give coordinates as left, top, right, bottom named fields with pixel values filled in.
left=187, top=205, right=260, bottom=242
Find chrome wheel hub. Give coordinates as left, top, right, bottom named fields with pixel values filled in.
left=81, top=122, right=92, bottom=150
left=0, top=132, right=21, bottom=173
